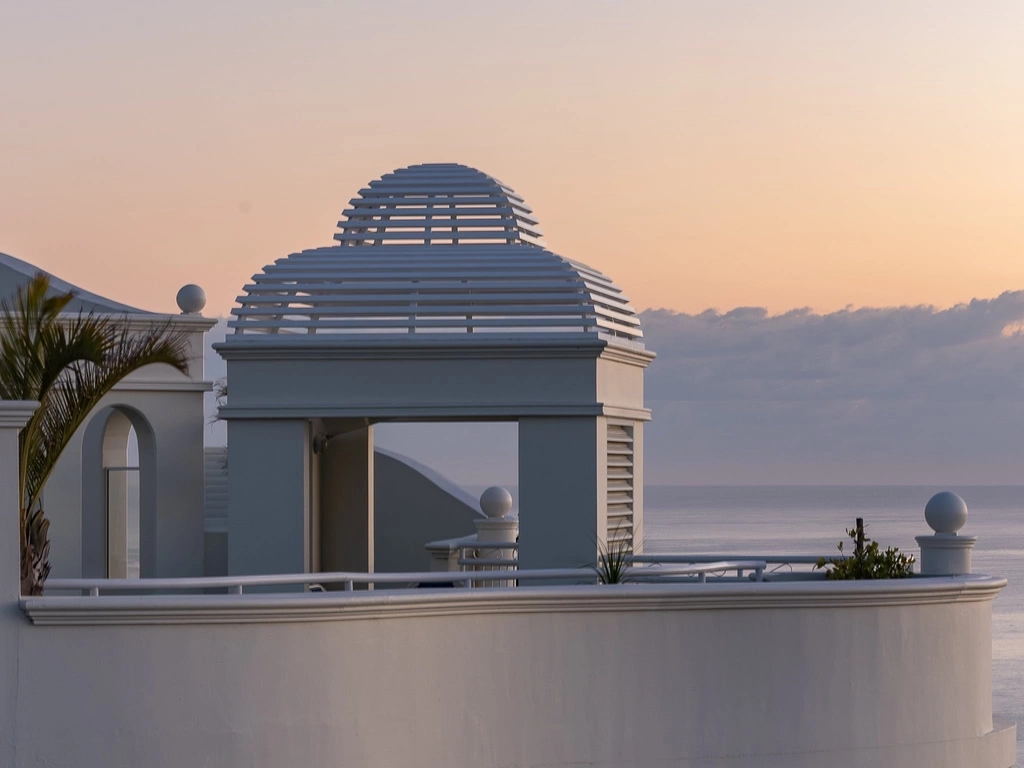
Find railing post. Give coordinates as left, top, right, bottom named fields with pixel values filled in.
left=916, top=492, right=976, bottom=576
left=474, top=487, right=518, bottom=588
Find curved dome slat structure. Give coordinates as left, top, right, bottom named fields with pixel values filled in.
left=336, top=163, right=543, bottom=247
left=230, top=164, right=643, bottom=344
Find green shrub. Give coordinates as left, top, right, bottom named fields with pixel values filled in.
left=815, top=519, right=915, bottom=580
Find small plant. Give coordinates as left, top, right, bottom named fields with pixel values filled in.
left=815, top=518, right=915, bottom=580
left=590, top=539, right=633, bottom=584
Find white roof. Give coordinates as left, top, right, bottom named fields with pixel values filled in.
left=229, top=164, right=643, bottom=344
left=0, top=252, right=150, bottom=315
left=336, top=163, right=544, bottom=247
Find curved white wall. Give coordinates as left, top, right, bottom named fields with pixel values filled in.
left=10, top=578, right=1016, bottom=768
left=373, top=447, right=482, bottom=572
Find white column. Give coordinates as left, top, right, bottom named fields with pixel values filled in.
left=517, top=416, right=604, bottom=573
left=227, top=419, right=311, bottom=575
left=102, top=410, right=132, bottom=579
left=320, top=425, right=374, bottom=576
left=0, top=401, right=38, bottom=768
left=0, top=401, right=37, bottom=599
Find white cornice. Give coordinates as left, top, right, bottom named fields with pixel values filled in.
left=0, top=312, right=219, bottom=333
left=602, top=405, right=652, bottom=421
left=66, top=314, right=219, bottom=332
left=215, top=336, right=655, bottom=367
left=20, top=576, right=1007, bottom=626
left=113, top=381, right=213, bottom=393
left=0, top=400, right=39, bottom=428
left=217, top=403, right=652, bottom=421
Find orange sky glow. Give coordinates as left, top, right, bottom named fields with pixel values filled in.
left=1, top=0, right=1022, bottom=318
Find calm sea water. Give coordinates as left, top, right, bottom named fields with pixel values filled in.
left=643, top=485, right=1024, bottom=739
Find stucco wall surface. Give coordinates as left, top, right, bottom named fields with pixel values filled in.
left=7, top=580, right=1016, bottom=768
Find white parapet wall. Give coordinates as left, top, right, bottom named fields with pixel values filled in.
left=7, top=578, right=1016, bottom=768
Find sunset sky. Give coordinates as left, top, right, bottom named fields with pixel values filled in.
left=5, top=1, right=1024, bottom=484
left=2, top=0, right=1023, bottom=318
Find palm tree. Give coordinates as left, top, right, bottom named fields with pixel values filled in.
left=0, top=273, right=191, bottom=595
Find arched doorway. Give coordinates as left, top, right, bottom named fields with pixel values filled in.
left=81, top=406, right=157, bottom=578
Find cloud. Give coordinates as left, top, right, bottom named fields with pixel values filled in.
left=202, top=293, right=1024, bottom=486
left=641, top=293, right=1024, bottom=484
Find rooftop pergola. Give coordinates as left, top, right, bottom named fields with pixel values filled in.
left=217, top=163, right=655, bottom=575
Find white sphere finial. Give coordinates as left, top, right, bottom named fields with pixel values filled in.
left=480, top=486, right=513, bottom=519
left=176, top=284, right=207, bottom=315
left=925, top=491, right=968, bottom=535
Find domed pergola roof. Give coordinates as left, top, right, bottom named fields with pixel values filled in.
left=335, top=163, right=544, bottom=247
left=229, top=163, right=643, bottom=344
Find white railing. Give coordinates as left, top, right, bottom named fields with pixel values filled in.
left=43, top=561, right=766, bottom=596
left=631, top=554, right=841, bottom=581
left=455, top=547, right=829, bottom=580
left=457, top=540, right=518, bottom=570
left=631, top=554, right=829, bottom=566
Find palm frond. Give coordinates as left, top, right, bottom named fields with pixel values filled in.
left=0, top=272, right=193, bottom=594
left=22, top=322, right=190, bottom=512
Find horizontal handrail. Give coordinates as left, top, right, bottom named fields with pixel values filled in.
left=461, top=541, right=519, bottom=549
left=632, top=554, right=836, bottom=566
left=43, top=561, right=766, bottom=596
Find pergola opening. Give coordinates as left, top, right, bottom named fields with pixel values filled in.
left=374, top=421, right=518, bottom=494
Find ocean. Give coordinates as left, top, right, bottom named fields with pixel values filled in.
left=642, top=485, right=1024, bottom=740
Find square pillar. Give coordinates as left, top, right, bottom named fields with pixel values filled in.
left=517, top=416, right=605, bottom=572
left=227, top=419, right=311, bottom=575
left=320, top=425, right=374, bottom=575
left=0, top=402, right=37, bottom=768
left=0, top=402, right=37, bottom=599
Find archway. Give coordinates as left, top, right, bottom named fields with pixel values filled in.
left=81, top=406, right=157, bottom=578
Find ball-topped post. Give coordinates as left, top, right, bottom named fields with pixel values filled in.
left=176, top=284, right=207, bottom=315
left=916, top=491, right=976, bottom=576
left=480, top=486, right=513, bottom=520
left=924, top=491, right=968, bottom=535
left=473, top=487, right=518, bottom=586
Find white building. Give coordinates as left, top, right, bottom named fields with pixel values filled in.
left=0, top=165, right=1014, bottom=767
left=218, top=163, right=654, bottom=576
left=0, top=252, right=215, bottom=579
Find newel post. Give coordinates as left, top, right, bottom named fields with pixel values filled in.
left=916, top=491, right=976, bottom=576
left=0, top=402, right=38, bottom=601
left=474, top=487, right=518, bottom=587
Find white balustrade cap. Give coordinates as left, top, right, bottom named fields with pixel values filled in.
left=924, top=491, right=969, bottom=535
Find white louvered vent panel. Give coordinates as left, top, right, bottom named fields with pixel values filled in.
left=606, top=422, right=635, bottom=552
